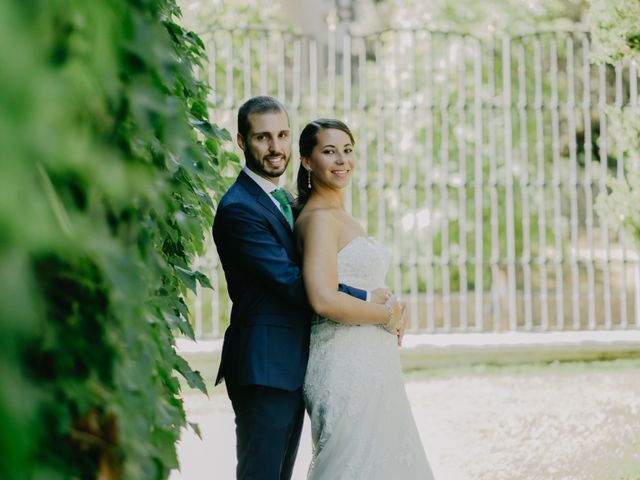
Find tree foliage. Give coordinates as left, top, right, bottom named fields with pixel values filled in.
left=589, top=0, right=640, bottom=64
left=0, top=0, right=238, bottom=478
left=589, top=0, right=640, bottom=248
left=356, top=0, right=588, bottom=35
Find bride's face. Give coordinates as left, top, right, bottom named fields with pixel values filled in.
left=304, top=128, right=355, bottom=190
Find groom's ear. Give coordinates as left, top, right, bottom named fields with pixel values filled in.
left=237, top=133, right=246, bottom=151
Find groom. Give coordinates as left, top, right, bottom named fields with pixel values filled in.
left=212, top=96, right=389, bottom=479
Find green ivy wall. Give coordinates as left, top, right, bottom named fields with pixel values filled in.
left=0, top=1, right=238, bottom=478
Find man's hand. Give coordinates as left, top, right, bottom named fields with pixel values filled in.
left=370, top=287, right=392, bottom=305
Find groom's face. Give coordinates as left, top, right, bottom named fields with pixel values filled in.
left=238, top=111, right=292, bottom=184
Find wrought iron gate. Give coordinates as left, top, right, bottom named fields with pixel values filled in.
left=191, top=25, right=640, bottom=337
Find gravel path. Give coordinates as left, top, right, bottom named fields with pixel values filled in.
left=170, top=362, right=640, bottom=480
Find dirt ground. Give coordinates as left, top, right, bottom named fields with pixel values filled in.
left=170, top=360, right=640, bottom=480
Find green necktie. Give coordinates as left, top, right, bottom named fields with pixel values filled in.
left=271, top=188, right=294, bottom=230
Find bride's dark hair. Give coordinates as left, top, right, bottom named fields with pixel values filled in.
left=295, top=119, right=355, bottom=209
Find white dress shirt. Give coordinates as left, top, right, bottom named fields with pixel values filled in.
left=242, top=166, right=286, bottom=213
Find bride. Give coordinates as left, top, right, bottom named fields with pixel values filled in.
left=294, top=119, right=434, bottom=479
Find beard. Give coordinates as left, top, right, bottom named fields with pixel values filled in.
left=244, top=149, right=290, bottom=179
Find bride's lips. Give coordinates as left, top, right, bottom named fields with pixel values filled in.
left=331, top=169, right=350, bottom=178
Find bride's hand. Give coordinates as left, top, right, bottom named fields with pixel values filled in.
left=370, top=287, right=392, bottom=305
left=382, top=295, right=402, bottom=335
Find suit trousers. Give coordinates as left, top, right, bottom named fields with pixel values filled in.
left=226, top=383, right=305, bottom=480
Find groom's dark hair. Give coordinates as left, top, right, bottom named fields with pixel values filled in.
left=237, top=96, right=289, bottom=140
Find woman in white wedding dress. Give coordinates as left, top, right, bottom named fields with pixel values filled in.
left=294, top=119, right=434, bottom=479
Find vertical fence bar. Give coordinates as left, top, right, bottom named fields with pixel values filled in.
left=533, top=35, right=549, bottom=331
left=290, top=35, right=302, bottom=188
left=358, top=37, right=369, bottom=232
left=277, top=32, right=286, bottom=103
left=488, top=34, right=502, bottom=331
left=631, top=61, right=640, bottom=328
left=615, top=62, right=629, bottom=329
left=581, top=34, right=597, bottom=330
left=343, top=33, right=353, bottom=214
left=424, top=32, right=436, bottom=332
left=327, top=22, right=336, bottom=111
left=375, top=37, right=386, bottom=245
left=408, top=30, right=420, bottom=331
left=242, top=34, right=251, bottom=100
left=292, top=37, right=302, bottom=108
left=225, top=30, right=235, bottom=108
left=456, top=36, right=469, bottom=331
left=440, top=33, right=452, bottom=332
left=212, top=36, right=218, bottom=107
left=309, top=38, right=318, bottom=117
left=358, top=36, right=367, bottom=111
left=550, top=34, right=565, bottom=329
left=343, top=34, right=352, bottom=112
left=473, top=37, right=484, bottom=332
left=597, top=63, right=613, bottom=329
left=566, top=35, right=581, bottom=330
left=259, top=32, right=268, bottom=95
left=517, top=39, right=533, bottom=330
left=502, top=35, right=518, bottom=330
left=391, top=32, right=403, bottom=313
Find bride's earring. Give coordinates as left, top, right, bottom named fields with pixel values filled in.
left=307, top=169, right=312, bottom=189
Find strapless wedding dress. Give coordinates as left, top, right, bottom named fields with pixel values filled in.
left=303, top=236, right=434, bottom=479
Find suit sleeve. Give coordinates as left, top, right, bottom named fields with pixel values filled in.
left=214, top=202, right=366, bottom=307
left=338, top=283, right=366, bottom=301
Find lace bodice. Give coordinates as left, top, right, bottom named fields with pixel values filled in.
left=311, top=236, right=390, bottom=328
left=336, top=236, right=391, bottom=291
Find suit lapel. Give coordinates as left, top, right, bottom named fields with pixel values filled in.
left=237, top=171, right=294, bottom=235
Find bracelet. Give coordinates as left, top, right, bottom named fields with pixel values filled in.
left=383, top=296, right=398, bottom=333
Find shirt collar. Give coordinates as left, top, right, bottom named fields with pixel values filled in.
left=242, top=166, right=284, bottom=195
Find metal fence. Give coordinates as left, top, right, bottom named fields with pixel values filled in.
left=191, top=25, right=640, bottom=338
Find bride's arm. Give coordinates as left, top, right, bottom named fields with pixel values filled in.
left=300, top=210, right=396, bottom=326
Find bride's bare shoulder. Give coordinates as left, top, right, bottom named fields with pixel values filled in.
left=296, top=206, right=340, bottom=234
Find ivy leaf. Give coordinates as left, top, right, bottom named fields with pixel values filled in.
left=163, top=311, right=195, bottom=340
left=194, top=270, right=212, bottom=289
left=174, top=265, right=197, bottom=292
left=188, top=116, right=232, bottom=141
left=190, top=99, right=208, bottom=120
left=185, top=31, right=205, bottom=51
left=174, top=355, right=207, bottom=393
left=174, top=297, right=190, bottom=320
left=188, top=422, right=202, bottom=439
left=174, top=265, right=212, bottom=293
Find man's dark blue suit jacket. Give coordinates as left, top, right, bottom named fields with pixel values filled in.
left=213, top=170, right=366, bottom=391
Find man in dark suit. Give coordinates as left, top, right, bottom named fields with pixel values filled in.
left=213, top=96, right=389, bottom=479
